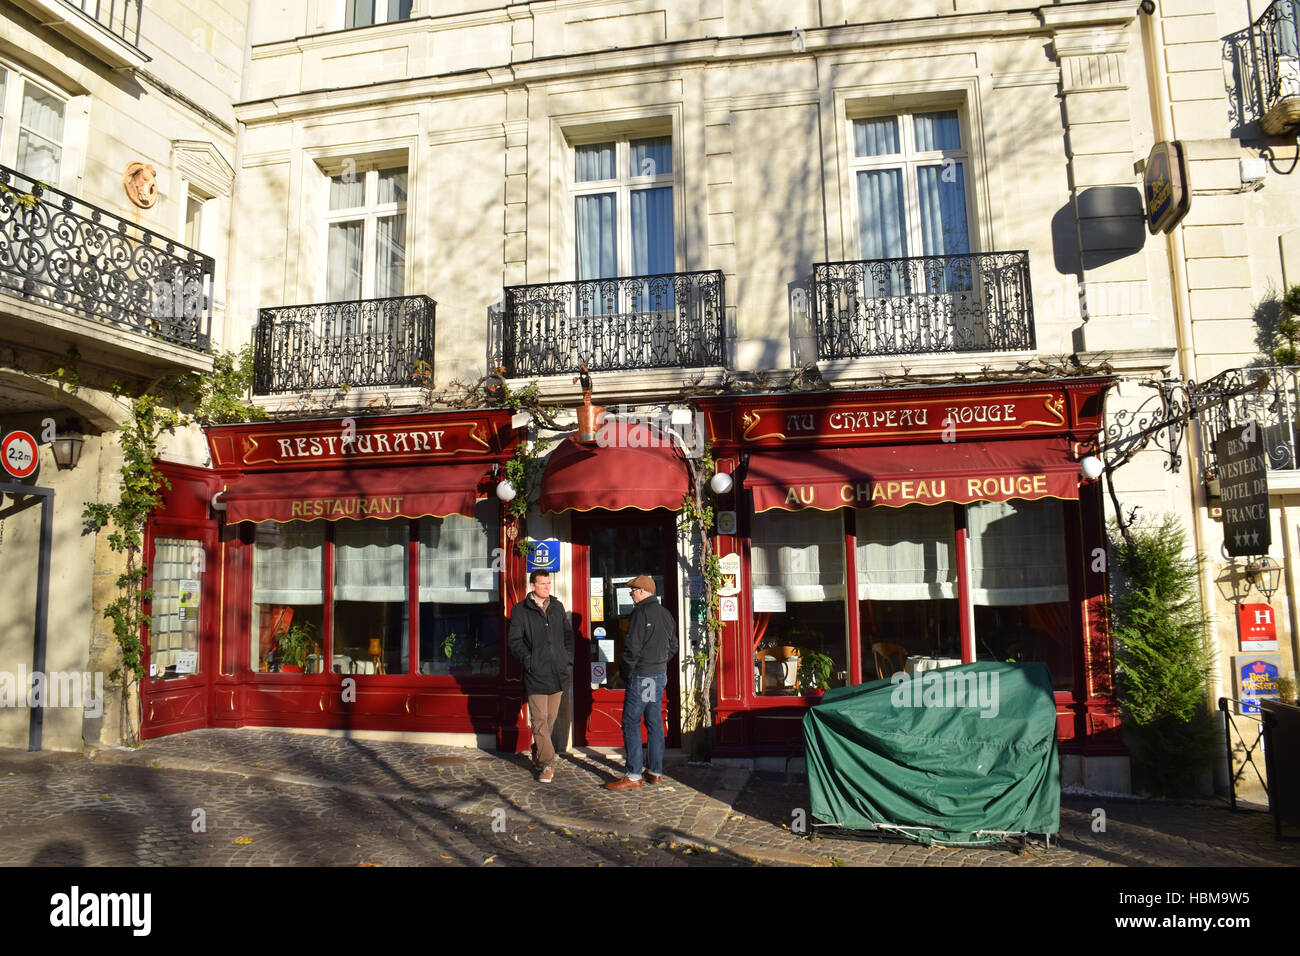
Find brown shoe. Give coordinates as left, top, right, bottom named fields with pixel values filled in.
left=539, top=766, right=554, bottom=783
left=605, top=775, right=642, bottom=791
left=645, top=772, right=662, bottom=784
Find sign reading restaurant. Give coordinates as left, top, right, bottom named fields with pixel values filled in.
left=1215, top=421, right=1271, bottom=557
left=206, top=414, right=506, bottom=471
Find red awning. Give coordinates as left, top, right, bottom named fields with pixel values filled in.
left=221, top=463, right=489, bottom=524
left=540, top=424, right=688, bottom=514
left=745, top=439, right=1081, bottom=512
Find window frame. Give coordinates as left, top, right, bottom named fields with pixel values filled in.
left=248, top=508, right=504, bottom=679
left=344, top=0, right=414, bottom=30
left=321, top=162, right=409, bottom=301
left=568, top=131, right=680, bottom=281
left=0, top=61, right=69, bottom=186
left=846, top=107, right=976, bottom=264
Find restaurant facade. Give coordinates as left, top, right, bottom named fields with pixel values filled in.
left=141, top=376, right=1125, bottom=788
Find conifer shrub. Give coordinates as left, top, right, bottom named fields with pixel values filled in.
left=1110, top=514, right=1218, bottom=796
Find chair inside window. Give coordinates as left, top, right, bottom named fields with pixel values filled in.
left=871, top=641, right=907, bottom=680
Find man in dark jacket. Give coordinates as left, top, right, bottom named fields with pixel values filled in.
left=607, top=574, right=676, bottom=790
left=508, top=570, right=574, bottom=783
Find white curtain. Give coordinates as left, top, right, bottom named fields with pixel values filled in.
left=856, top=168, right=907, bottom=262
left=856, top=505, right=956, bottom=600
left=853, top=116, right=900, bottom=157
left=418, top=508, right=496, bottom=603
left=630, top=136, right=672, bottom=176
left=329, top=174, right=364, bottom=210
left=967, top=500, right=1069, bottom=606
left=750, top=510, right=845, bottom=602
left=575, top=142, right=616, bottom=182
left=327, top=221, right=363, bottom=301
left=916, top=163, right=970, bottom=257
left=252, top=522, right=324, bottom=605
left=373, top=214, right=406, bottom=298
left=377, top=167, right=407, bottom=203
left=18, top=83, right=63, bottom=183
left=576, top=193, right=617, bottom=281
left=334, top=519, right=407, bottom=602
left=913, top=110, right=962, bottom=151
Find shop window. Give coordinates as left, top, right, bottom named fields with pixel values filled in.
left=855, top=504, right=959, bottom=677
left=849, top=109, right=970, bottom=293
left=326, top=165, right=407, bottom=301
left=749, top=510, right=847, bottom=695
left=573, top=134, right=675, bottom=292
left=968, top=500, right=1074, bottom=690
left=345, top=0, right=412, bottom=29
left=150, top=538, right=203, bottom=678
left=0, top=63, right=67, bottom=184
left=252, top=522, right=325, bottom=673
left=333, top=519, right=409, bottom=674
left=417, top=501, right=501, bottom=676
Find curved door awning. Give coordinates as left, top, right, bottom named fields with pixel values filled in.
left=221, top=463, right=489, bottom=524
left=540, top=424, right=688, bottom=515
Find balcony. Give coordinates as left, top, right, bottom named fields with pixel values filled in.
left=1251, top=0, right=1300, bottom=135
left=0, top=163, right=212, bottom=353
left=811, top=251, right=1035, bottom=360
left=1200, top=366, right=1300, bottom=478
left=501, top=270, right=726, bottom=378
left=252, top=295, right=435, bottom=396
left=9, top=0, right=148, bottom=68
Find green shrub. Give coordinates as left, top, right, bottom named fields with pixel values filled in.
left=1110, top=513, right=1218, bottom=796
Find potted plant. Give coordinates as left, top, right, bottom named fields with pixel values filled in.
left=275, top=621, right=316, bottom=673
left=795, top=648, right=834, bottom=694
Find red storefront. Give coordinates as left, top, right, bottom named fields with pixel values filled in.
left=695, top=376, right=1122, bottom=758
left=141, top=409, right=534, bottom=747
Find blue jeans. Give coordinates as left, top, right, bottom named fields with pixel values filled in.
left=622, top=671, right=667, bottom=781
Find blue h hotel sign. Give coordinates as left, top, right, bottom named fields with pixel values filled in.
left=526, top=538, right=560, bottom=574
left=1144, top=141, right=1190, bottom=235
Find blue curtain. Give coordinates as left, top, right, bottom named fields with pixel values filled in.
left=630, top=137, right=672, bottom=176
left=913, top=111, right=962, bottom=151
left=576, top=143, right=616, bottom=182
left=853, top=116, right=900, bottom=157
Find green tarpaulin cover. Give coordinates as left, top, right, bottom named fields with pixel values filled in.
left=803, top=661, right=1060, bottom=846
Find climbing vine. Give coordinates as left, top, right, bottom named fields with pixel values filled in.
left=82, top=348, right=264, bottom=746
left=679, top=437, right=724, bottom=752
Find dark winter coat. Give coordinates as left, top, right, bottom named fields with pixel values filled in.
left=508, top=593, right=574, bottom=695
left=622, top=594, right=677, bottom=678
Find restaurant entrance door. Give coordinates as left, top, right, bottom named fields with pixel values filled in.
left=571, top=511, right=680, bottom=748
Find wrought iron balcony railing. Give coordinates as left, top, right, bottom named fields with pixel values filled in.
left=501, top=270, right=726, bottom=377
left=1249, top=0, right=1300, bottom=133
left=1200, top=365, right=1300, bottom=476
left=252, top=294, right=436, bottom=395
left=61, top=0, right=144, bottom=50
left=811, top=251, right=1035, bottom=360
left=0, top=164, right=212, bottom=352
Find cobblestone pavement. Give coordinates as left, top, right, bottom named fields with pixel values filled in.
left=0, top=729, right=1293, bottom=867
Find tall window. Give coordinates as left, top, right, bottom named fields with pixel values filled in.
left=334, top=519, right=409, bottom=674
left=573, top=135, right=674, bottom=283
left=849, top=110, right=970, bottom=290
left=418, top=501, right=501, bottom=675
left=749, top=510, right=847, bottom=696
left=345, top=0, right=413, bottom=28
left=326, top=165, right=407, bottom=301
left=150, top=538, right=204, bottom=678
left=252, top=522, right=326, bottom=673
left=0, top=65, right=66, bottom=184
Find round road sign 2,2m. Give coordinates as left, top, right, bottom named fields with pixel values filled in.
left=2, top=430, right=39, bottom=479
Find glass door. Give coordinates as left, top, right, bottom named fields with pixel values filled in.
left=572, top=512, right=679, bottom=748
